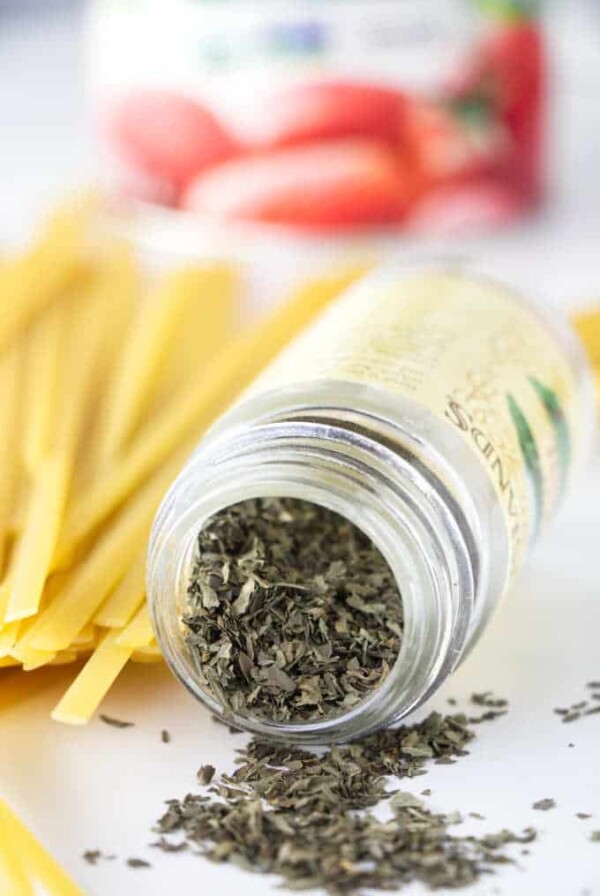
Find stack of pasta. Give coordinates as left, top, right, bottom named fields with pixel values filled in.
left=0, top=199, right=365, bottom=726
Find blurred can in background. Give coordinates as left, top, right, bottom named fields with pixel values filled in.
left=87, top=0, right=546, bottom=264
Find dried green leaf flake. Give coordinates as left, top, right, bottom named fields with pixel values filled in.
left=532, top=798, right=555, bottom=811
left=99, top=714, right=134, bottom=729
left=184, top=498, right=404, bottom=724
left=154, top=709, right=534, bottom=894
left=197, top=765, right=216, bottom=786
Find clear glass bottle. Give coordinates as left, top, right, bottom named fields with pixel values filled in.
left=147, top=265, right=594, bottom=743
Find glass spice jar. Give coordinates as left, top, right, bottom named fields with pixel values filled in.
left=147, top=266, right=595, bottom=743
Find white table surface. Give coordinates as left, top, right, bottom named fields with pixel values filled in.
left=1, top=6, right=600, bottom=895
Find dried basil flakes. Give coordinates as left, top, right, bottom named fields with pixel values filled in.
left=184, top=498, right=404, bottom=724
left=155, top=711, right=536, bottom=893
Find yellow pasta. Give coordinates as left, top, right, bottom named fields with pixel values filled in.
left=99, top=265, right=235, bottom=460
left=0, top=198, right=92, bottom=353
left=0, top=799, right=84, bottom=896
left=5, top=457, right=70, bottom=622
left=116, top=603, right=154, bottom=649
left=49, top=650, right=82, bottom=666
left=51, top=629, right=134, bottom=725
left=54, top=283, right=110, bottom=461
left=573, top=306, right=600, bottom=365
left=149, top=262, right=239, bottom=407
left=88, top=244, right=139, bottom=375
left=0, top=825, right=34, bottom=896
left=24, top=446, right=191, bottom=653
left=57, top=265, right=366, bottom=560
left=22, top=303, right=63, bottom=472
left=94, top=552, right=146, bottom=628
left=0, top=621, right=20, bottom=654
left=21, top=650, right=58, bottom=673
left=0, top=581, right=9, bottom=619
left=0, top=344, right=22, bottom=579
left=131, top=643, right=163, bottom=663
left=70, top=623, right=96, bottom=648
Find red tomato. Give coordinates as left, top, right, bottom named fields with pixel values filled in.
left=254, top=81, right=407, bottom=148
left=184, top=140, right=412, bottom=230
left=403, top=98, right=511, bottom=192
left=479, top=22, right=545, bottom=199
left=107, top=90, right=240, bottom=193
left=407, top=178, right=524, bottom=235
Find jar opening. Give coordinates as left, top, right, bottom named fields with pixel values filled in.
left=149, top=418, right=476, bottom=742
left=182, top=496, right=405, bottom=730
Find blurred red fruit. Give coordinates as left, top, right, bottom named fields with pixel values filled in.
left=407, top=178, right=524, bottom=234
left=404, top=98, right=511, bottom=191
left=184, top=140, right=412, bottom=230
left=479, top=22, right=545, bottom=199
left=254, top=81, right=407, bottom=148
left=108, top=90, right=240, bottom=193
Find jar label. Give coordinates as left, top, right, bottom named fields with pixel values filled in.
left=249, top=270, right=581, bottom=582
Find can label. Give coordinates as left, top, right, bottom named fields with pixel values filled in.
left=89, top=0, right=544, bottom=235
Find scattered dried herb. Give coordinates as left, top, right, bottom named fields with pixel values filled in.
left=184, top=498, right=404, bottom=724
left=468, top=695, right=508, bottom=724
left=576, top=813, right=592, bottom=820
left=471, top=692, right=508, bottom=709
left=532, top=799, right=556, bottom=811
left=155, top=711, right=536, bottom=894
left=554, top=685, right=600, bottom=724
left=82, top=850, right=116, bottom=865
left=197, top=764, right=216, bottom=786
left=151, top=837, right=188, bottom=853
left=127, top=858, right=151, bottom=868
left=161, top=729, right=171, bottom=744
left=590, top=832, right=600, bottom=843
left=100, top=714, right=134, bottom=729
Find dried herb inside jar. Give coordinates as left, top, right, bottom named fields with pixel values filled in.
left=183, top=497, right=403, bottom=723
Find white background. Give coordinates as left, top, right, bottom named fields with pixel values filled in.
left=1, top=3, right=600, bottom=895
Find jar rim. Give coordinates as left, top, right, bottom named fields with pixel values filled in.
left=148, top=416, right=477, bottom=742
